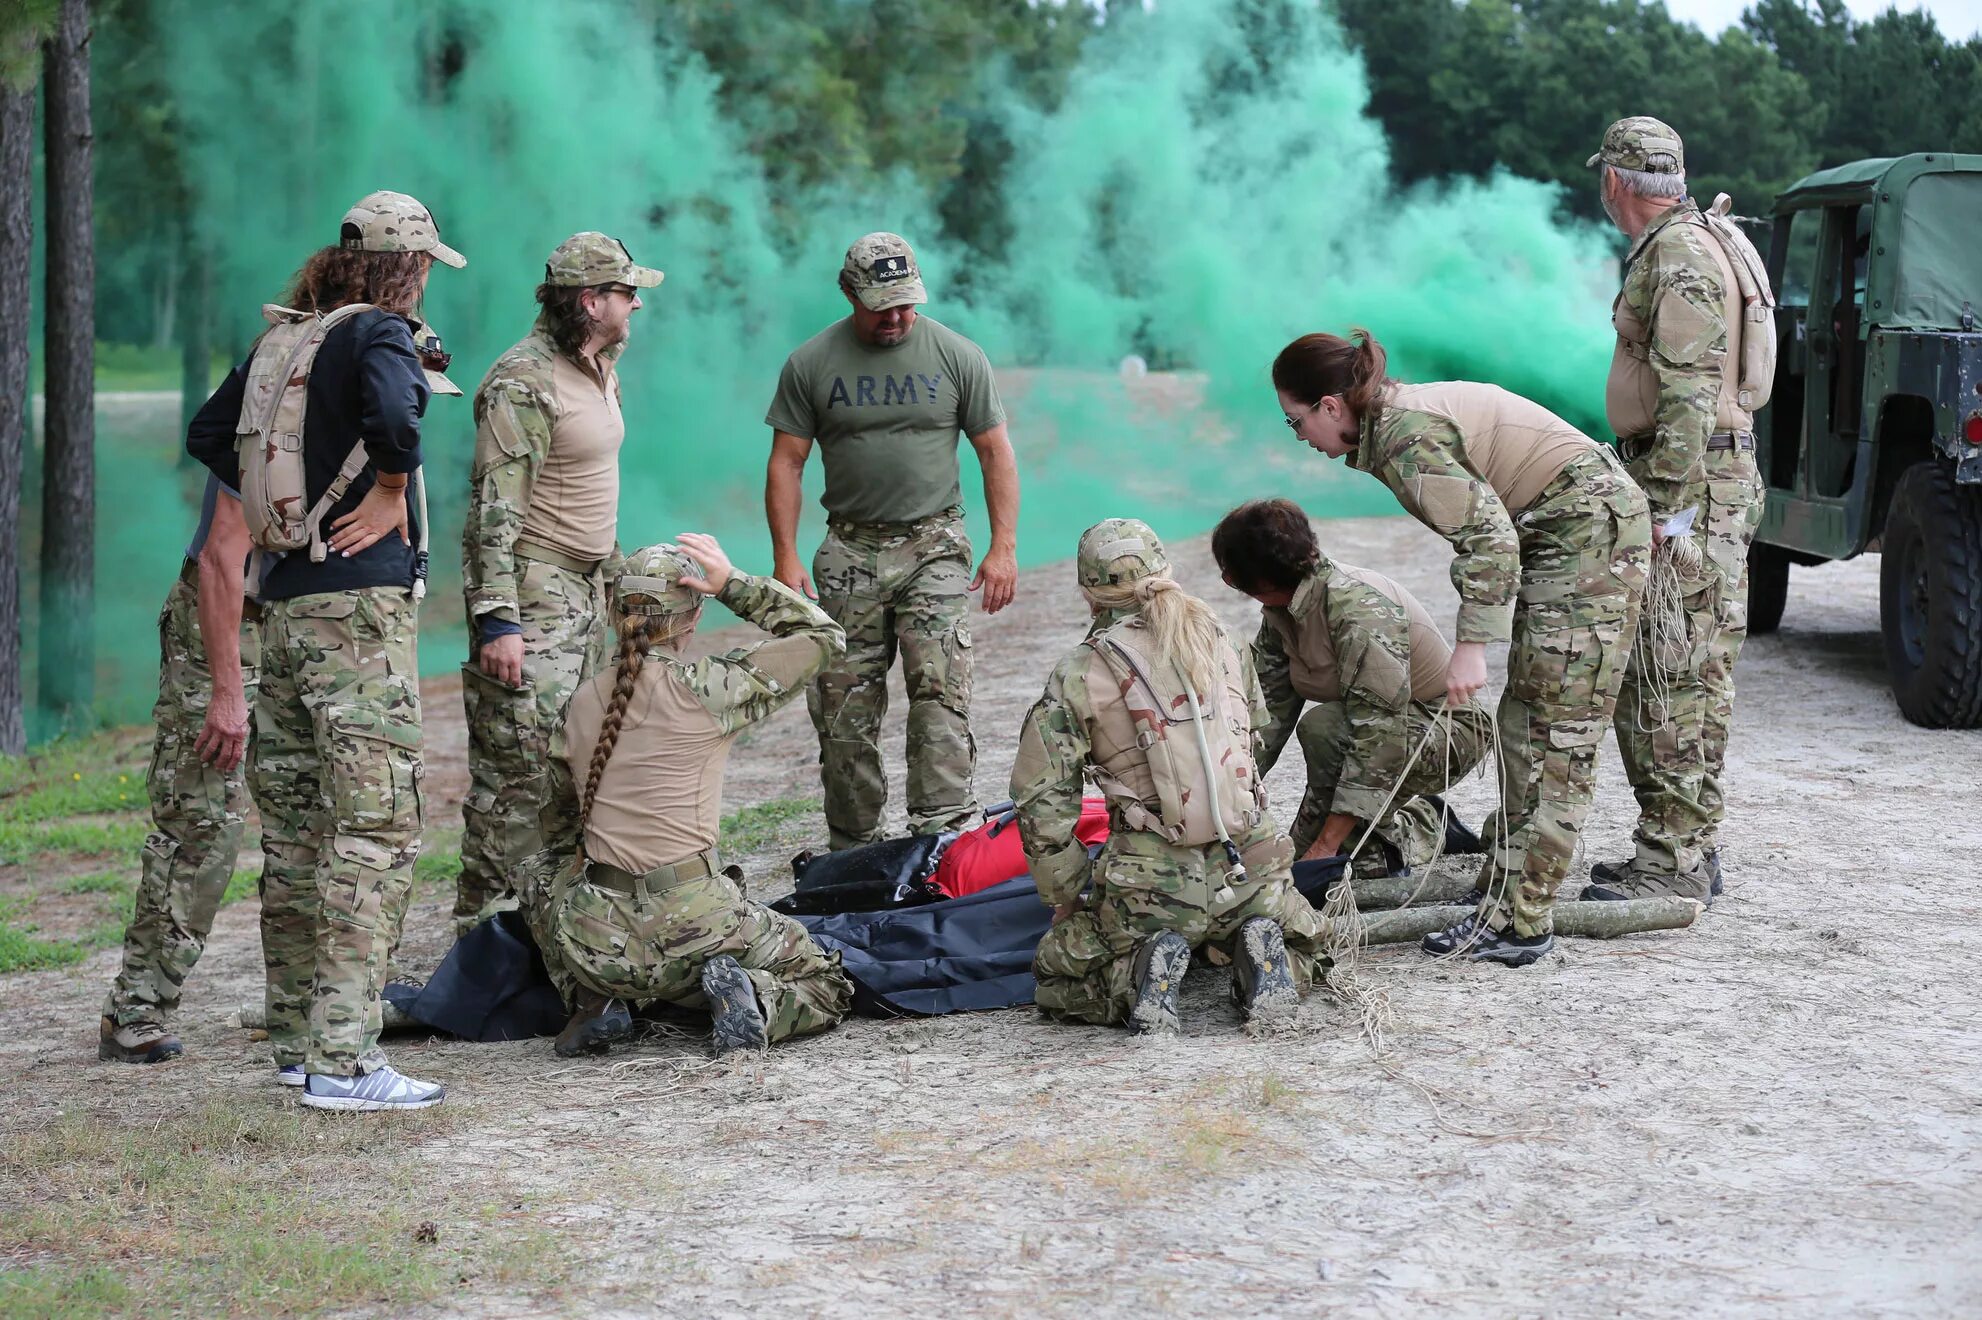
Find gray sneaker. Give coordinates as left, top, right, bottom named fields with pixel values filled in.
left=277, top=1064, right=306, bottom=1087
left=299, top=1066, right=444, bottom=1112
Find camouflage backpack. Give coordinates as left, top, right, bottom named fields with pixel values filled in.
left=234, top=302, right=377, bottom=561
left=1080, top=618, right=1265, bottom=848
left=1690, top=195, right=1779, bottom=414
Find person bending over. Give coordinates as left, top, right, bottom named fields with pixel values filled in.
left=1011, top=519, right=1329, bottom=1036
left=532, top=534, right=853, bottom=1057
left=1212, top=498, right=1491, bottom=880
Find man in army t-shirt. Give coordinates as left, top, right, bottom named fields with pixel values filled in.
left=764, top=232, right=1021, bottom=849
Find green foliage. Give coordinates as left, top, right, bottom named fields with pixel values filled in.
left=0, top=0, right=58, bottom=91
left=1336, top=0, right=1982, bottom=220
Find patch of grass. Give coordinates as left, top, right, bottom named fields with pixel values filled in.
left=222, top=865, right=261, bottom=905
left=0, top=1103, right=582, bottom=1317
left=0, top=817, right=150, bottom=867
left=62, top=870, right=135, bottom=896
left=0, top=894, right=126, bottom=973
left=412, top=829, right=463, bottom=893
left=719, top=795, right=822, bottom=858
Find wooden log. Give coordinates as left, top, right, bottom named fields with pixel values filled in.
left=1354, top=897, right=1702, bottom=946
left=1346, top=868, right=1479, bottom=911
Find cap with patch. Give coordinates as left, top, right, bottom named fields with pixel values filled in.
left=340, top=190, right=466, bottom=268
left=841, top=232, right=928, bottom=311
left=1077, top=518, right=1172, bottom=589
left=614, top=543, right=703, bottom=617
left=1587, top=117, right=1685, bottom=175
left=407, top=317, right=461, bottom=397
left=545, top=232, right=664, bottom=289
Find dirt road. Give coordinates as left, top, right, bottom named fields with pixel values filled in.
left=5, top=514, right=1978, bottom=1317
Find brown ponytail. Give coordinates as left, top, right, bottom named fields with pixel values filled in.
left=577, top=605, right=700, bottom=834
left=1271, top=327, right=1391, bottom=425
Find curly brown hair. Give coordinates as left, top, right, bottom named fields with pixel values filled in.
left=536, top=282, right=605, bottom=360
left=1271, top=327, right=1391, bottom=424
left=1211, top=499, right=1321, bottom=595
left=284, top=246, right=429, bottom=316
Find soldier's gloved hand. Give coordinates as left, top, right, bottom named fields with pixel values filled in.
left=479, top=633, right=525, bottom=687
left=195, top=686, right=251, bottom=772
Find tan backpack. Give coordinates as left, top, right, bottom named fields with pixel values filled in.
left=235, top=302, right=377, bottom=561
left=1080, top=621, right=1264, bottom=849
left=1691, top=195, right=1779, bottom=414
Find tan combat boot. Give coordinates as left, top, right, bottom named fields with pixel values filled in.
left=98, top=1016, right=183, bottom=1064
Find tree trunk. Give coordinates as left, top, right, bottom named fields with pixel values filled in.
left=0, top=89, right=32, bottom=755
left=1347, top=867, right=1480, bottom=911
left=38, top=0, right=92, bottom=731
left=178, top=234, right=209, bottom=451
left=1356, top=898, right=1703, bottom=946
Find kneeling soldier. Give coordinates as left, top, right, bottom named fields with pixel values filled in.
left=1212, top=498, right=1490, bottom=877
left=531, top=535, right=853, bottom=1057
left=1012, top=519, right=1329, bottom=1035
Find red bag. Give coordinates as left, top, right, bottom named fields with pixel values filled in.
left=929, top=798, right=1111, bottom=900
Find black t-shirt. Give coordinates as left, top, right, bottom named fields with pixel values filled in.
left=187, top=308, right=430, bottom=602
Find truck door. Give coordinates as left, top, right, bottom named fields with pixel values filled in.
left=1805, top=203, right=1871, bottom=499
left=1764, top=206, right=1819, bottom=494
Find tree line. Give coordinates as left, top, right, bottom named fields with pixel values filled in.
left=1, top=0, right=1977, bottom=750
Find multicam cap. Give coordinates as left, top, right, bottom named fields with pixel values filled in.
left=407, top=317, right=462, bottom=397
left=340, top=191, right=466, bottom=268
left=614, top=543, right=703, bottom=617
left=1077, top=519, right=1171, bottom=589
left=841, top=232, right=928, bottom=311
left=545, top=232, right=664, bottom=289
left=1587, top=117, right=1685, bottom=175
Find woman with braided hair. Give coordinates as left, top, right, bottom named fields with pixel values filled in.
left=1272, top=328, right=1650, bottom=966
left=531, top=533, right=853, bottom=1057
left=1010, top=519, right=1329, bottom=1035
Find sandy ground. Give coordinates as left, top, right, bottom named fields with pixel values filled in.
left=4, top=513, right=1980, bottom=1317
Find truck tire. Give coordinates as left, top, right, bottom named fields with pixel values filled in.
left=1747, top=542, right=1791, bottom=635
left=1879, top=461, right=1982, bottom=728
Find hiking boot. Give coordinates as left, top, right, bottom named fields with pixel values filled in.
left=97, top=1017, right=182, bottom=1065
left=277, top=1064, right=306, bottom=1087
left=1229, top=918, right=1299, bottom=1031
left=1126, top=930, right=1191, bottom=1036
left=299, top=1065, right=445, bottom=1112
left=1584, top=858, right=1711, bottom=905
left=1420, top=913, right=1555, bottom=966
left=701, top=956, right=769, bottom=1057
left=552, top=991, right=635, bottom=1058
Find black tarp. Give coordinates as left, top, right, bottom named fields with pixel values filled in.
left=382, top=910, right=568, bottom=1042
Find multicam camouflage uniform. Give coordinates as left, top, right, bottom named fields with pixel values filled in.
left=531, top=549, right=852, bottom=1041
left=254, top=588, right=424, bottom=1076
left=1253, top=559, right=1491, bottom=865
left=456, top=232, right=663, bottom=936
left=1352, top=401, right=1651, bottom=938
left=101, top=559, right=258, bottom=1032
left=809, top=512, right=977, bottom=848
left=1595, top=117, right=1767, bottom=892
left=1013, top=521, right=1328, bottom=1026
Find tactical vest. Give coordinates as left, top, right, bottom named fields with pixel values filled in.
left=236, top=302, right=379, bottom=561
left=1078, top=617, right=1264, bottom=847
left=1609, top=196, right=1778, bottom=441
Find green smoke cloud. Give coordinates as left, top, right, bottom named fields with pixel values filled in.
left=60, top=0, right=1617, bottom=733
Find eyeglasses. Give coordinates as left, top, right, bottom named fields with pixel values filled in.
left=1283, top=400, right=1321, bottom=436
left=598, top=283, right=640, bottom=300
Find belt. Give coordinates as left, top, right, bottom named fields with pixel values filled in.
left=1706, top=431, right=1756, bottom=451
left=585, top=848, right=718, bottom=895
left=515, top=539, right=607, bottom=576
left=825, top=504, right=964, bottom=536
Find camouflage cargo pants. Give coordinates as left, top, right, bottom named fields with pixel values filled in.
left=101, top=564, right=258, bottom=1028
left=253, top=588, right=424, bottom=1076
left=457, top=556, right=609, bottom=936
left=1033, top=821, right=1329, bottom=1027
left=809, top=509, right=977, bottom=849
left=1478, top=448, right=1651, bottom=938
left=1287, top=698, right=1492, bottom=864
left=553, top=863, right=851, bottom=1044
left=1614, top=451, right=1764, bottom=879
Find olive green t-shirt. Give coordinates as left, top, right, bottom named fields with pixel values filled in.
left=765, top=314, right=1005, bottom=524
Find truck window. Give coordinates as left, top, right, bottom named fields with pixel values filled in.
left=1777, top=208, right=1819, bottom=306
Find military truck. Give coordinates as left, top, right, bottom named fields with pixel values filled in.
left=1747, top=152, right=1982, bottom=728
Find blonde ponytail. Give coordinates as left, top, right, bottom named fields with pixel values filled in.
left=1084, top=574, right=1228, bottom=694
